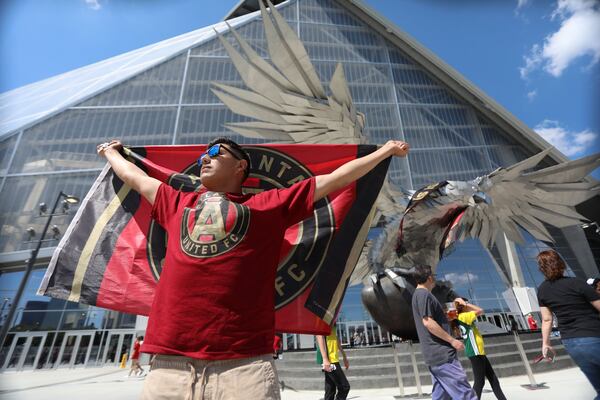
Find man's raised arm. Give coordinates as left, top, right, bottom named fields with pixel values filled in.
left=314, top=140, right=409, bottom=202
left=97, top=140, right=161, bottom=205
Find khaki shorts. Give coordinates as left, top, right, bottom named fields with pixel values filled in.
left=139, top=354, right=280, bottom=400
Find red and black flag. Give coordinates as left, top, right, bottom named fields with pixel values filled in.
left=38, top=144, right=389, bottom=335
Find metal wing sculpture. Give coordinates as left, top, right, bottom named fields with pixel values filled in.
left=212, top=0, right=366, bottom=144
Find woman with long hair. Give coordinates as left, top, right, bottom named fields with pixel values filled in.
left=537, top=249, right=600, bottom=399
left=450, top=301, right=507, bottom=400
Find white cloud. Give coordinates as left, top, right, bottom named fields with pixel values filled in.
left=444, top=272, right=478, bottom=286
left=85, top=0, right=102, bottom=10
left=515, top=0, right=530, bottom=13
left=526, top=89, right=537, bottom=101
left=534, top=119, right=598, bottom=156
left=520, top=0, right=600, bottom=78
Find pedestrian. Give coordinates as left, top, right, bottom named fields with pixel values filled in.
left=128, top=336, right=145, bottom=377
left=273, top=334, right=283, bottom=360
left=451, top=301, right=507, bottom=400
left=97, top=137, right=409, bottom=400
left=537, top=249, right=600, bottom=399
left=527, top=314, right=538, bottom=330
left=316, top=324, right=350, bottom=400
left=411, top=264, right=477, bottom=400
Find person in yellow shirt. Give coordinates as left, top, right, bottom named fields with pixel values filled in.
left=316, top=324, right=350, bottom=400
left=452, top=300, right=507, bottom=400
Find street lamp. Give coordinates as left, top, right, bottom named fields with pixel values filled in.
left=0, top=191, right=80, bottom=349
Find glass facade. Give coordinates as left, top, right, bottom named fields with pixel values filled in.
left=0, top=0, right=598, bottom=363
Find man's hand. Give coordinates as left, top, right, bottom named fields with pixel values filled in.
left=451, top=339, right=465, bottom=351
left=322, top=361, right=333, bottom=372
left=542, top=345, right=555, bottom=360
left=454, top=297, right=466, bottom=306
left=343, top=355, right=349, bottom=370
left=97, top=140, right=123, bottom=158
left=381, top=140, right=409, bottom=157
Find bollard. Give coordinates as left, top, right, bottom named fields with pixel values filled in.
left=393, top=341, right=430, bottom=399
left=392, top=342, right=405, bottom=396
left=512, top=331, right=548, bottom=390
left=120, top=353, right=128, bottom=369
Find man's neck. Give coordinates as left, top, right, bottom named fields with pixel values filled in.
left=201, top=184, right=243, bottom=194
left=416, top=283, right=430, bottom=292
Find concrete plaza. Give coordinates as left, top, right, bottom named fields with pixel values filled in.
left=0, top=364, right=595, bottom=400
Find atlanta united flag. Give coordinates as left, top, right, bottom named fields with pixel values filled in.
left=38, top=144, right=389, bottom=335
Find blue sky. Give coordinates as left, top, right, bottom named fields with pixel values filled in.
left=1, top=0, right=599, bottom=160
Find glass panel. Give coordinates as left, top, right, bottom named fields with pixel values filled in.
left=176, top=106, right=264, bottom=145
left=105, top=334, right=120, bottom=363
left=38, top=332, right=55, bottom=368
left=408, top=148, right=489, bottom=189
left=191, top=18, right=268, bottom=57
left=114, top=312, right=137, bottom=329
left=44, top=332, right=63, bottom=368
left=120, top=333, right=134, bottom=362
left=9, top=107, right=176, bottom=174
left=59, top=335, right=77, bottom=366
left=183, top=58, right=242, bottom=104
left=0, top=172, right=97, bottom=253
left=299, top=0, right=363, bottom=27
left=0, top=133, right=19, bottom=176
left=76, top=56, right=186, bottom=107
left=87, top=331, right=106, bottom=366
left=22, top=335, right=44, bottom=369
left=60, top=311, right=92, bottom=330
left=0, top=334, right=15, bottom=368
left=73, top=335, right=91, bottom=366
left=6, top=336, right=28, bottom=368
left=301, top=23, right=386, bottom=63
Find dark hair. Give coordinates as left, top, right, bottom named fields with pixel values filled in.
left=206, top=137, right=251, bottom=180
left=412, top=265, right=432, bottom=285
left=137, top=336, right=144, bottom=340
left=537, top=250, right=566, bottom=281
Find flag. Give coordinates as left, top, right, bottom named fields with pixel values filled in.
left=39, top=144, right=389, bottom=335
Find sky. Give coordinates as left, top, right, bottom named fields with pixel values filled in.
left=1, top=0, right=599, bottom=162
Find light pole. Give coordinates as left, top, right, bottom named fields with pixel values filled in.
left=0, top=191, right=79, bottom=350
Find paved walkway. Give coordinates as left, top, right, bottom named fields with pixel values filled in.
left=0, top=365, right=595, bottom=399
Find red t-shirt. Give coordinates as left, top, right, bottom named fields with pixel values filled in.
left=141, top=177, right=315, bottom=360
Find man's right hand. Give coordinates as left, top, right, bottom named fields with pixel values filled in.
left=322, top=361, right=333, bottom=372
left=451, top=339, right=465, bottom=351
left=97, top=140, right=122, bottom=158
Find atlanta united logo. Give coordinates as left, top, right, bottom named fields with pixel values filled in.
left=146, top=146, right=335, bottom=309
left=180, top=192, right=250, bottom=258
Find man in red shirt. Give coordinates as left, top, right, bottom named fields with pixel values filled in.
left=97, top=137, right=409, bottom=399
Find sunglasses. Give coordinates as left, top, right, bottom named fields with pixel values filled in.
left=197, top=143, right=243, bottom=165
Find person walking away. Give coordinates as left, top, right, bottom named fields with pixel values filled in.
left=273, top=334, right=283, bottom=360
left=527, top=314, right=538, bottom=330
left=537, top=250, right=600, bottom=400
left=316, top=324, right=350, bottom=400
left=452, top=301, right=507, bottom=400
left=128, top=336, right=145, bottom=377
left=411, top=264, right=477, bottom=400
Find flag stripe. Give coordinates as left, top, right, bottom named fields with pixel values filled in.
left=68, top=184, right=132, bottom=302
left=322, top=204, right=376, bottom=324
